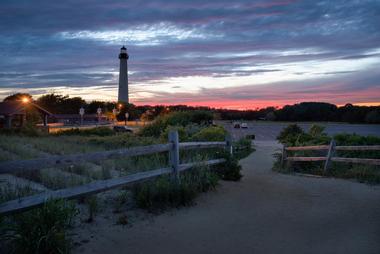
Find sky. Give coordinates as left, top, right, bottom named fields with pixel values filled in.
left=0, top=0, right=379, bottom=109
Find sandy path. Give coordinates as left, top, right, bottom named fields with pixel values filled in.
left=75, top=141, right=380, bottom=254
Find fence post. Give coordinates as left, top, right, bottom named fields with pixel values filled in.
left=168, top=130, right=180, bottom=182
left=324, top=139, right=336, bottom=172
left=225, top=134, right=233, bottom=155
left=281, top=144, right=287, bottom=168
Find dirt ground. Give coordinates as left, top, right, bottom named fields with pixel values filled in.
left=74, top=140, right=380, bottom=254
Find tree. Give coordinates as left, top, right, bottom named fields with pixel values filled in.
left=365, top=110, right=380, bottom=123
left=36, top=93, right=85, bottom=114
left=3, top=93, right=33, bottom=102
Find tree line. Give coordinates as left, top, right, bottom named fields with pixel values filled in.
left=3, top=93, right=380, bottom=123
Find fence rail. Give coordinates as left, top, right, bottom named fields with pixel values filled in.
left=0, top=131, right=231, bottom=216
left=281, top=141, right=380, bottom=170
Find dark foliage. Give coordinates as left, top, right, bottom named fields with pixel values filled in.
left=133, top=165, right=218, bottom=211
left=4, top=93, right=379, bottom=123
left=274, top=125, right=380, bottom=184
left=2, top=199, right=78, bottom=254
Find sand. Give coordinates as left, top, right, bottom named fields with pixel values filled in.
left=73, top=140, right=380, bottom=254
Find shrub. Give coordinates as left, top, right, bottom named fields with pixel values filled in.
left=133, top=165, right=218, bottom=211
left=274, top=126, right=380, bottom=184
left=233, top=137, right=254, bottom=160
left=0, top=122, right=45, bottom=137
left=139, top=111, right=213, bottom=137
left=277, top=124, right=304, bottom=145
left=191, top=126, right=226, bottom=141
left=277, top=124, right=330, bottom=146
left=160, top=125, right=189, bottom=142
left=138, top=118, right=166, bottom=137
left=3, top=199, right=78, bottom=254
left=55, top=127, right=114, bottom=136
left=0, top=184, right=38, bottom=204
left=217, top=152, right=243, bottom=181
left=309, top=124, right=326, bottom=138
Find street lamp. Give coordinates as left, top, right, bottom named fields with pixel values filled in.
left=21, top=97, right=30, bottom=103
left=112, top=108, right=118, bottom=125
left=97, top=107, right=102, bottom=125
left=79, top=107, right=85, bottom=125
left=125, top=112, right=129, bottom=126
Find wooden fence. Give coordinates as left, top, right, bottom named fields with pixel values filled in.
left=0, top=131, right=232, bottom=216
left=281, top=140, right=380, bottom=171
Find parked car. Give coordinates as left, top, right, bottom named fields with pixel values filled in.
left=113, top=126, right=133, bottom=133
left=233, top=122, right=241, bottom=128
left=241, top=122, right=248, bottom=128
left=246, top=134, right=255, bottom=140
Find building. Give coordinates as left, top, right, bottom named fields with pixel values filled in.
left=118, top=46, right=129, bottom=103
left=0, top=101, right=51, bottom=129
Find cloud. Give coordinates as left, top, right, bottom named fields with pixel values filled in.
left=58, top=23, right=221, bottom=46
left=0, top=0, right=379, bottom=107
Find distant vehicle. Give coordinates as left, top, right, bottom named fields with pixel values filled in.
left=233, top=122, right=241, bottom=128
left=241, top=122, right=248, bottom=128
left=113, top=126, right=133, bottom=133
left=246, top=134, right=255, bottom=140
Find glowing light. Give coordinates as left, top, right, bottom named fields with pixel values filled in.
left=21, top=97, right=30, bottom=103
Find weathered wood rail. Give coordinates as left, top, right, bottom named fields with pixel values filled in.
left=0, top=131, right=232, bottom=216
left=281, top=141, right=380, bottom=171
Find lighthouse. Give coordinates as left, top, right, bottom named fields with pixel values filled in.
left=118, top=46, right=129, bottom=103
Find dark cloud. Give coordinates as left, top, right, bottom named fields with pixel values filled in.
left=0, top=0, right=379, bottom=106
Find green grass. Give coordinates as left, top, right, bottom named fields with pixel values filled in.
left=0, top=122, right=249, bottom=253
left=133, top=164, right=219, bottom=212
left=0, top=183, right=39, bottom=204
left=1, top=199, right=78, bottom=254
left=273, top=126, right=380, bottom=184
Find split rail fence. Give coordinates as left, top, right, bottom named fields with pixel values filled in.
left=0, top=131, right=232, bottom=216
left=281, top=140, right=380, bottom=171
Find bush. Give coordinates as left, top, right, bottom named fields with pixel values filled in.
left=139, top=111, right=213, bottom=137
left=275, top=126, right=380, bottom=184
left=191, top=126, right=226, bottom=141
left=233, top=137, right=254, bottom=160
left=160, top=125, right=189, bottom=142
left=277, top=124, right=330, bottom=146
left=138, top=118, right=166, bottom=137
left=277, top=124, right=304, bottom=145
left=3, top=199, right=78, bottom=254
left=217, top=152, right=243, bottom=181
left=0, top=122, right=45, bottom=137
left=133, top=164, right=218, bottom=211
left=55, top=127, right=114, bottom=136
left=309, top=124, right=325, bottom=138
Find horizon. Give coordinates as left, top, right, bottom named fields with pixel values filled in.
left=0, top=1, right=379, bottom=108
left=3, top=92, right=380, bottom=111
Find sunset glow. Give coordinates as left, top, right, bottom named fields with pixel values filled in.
left=0, top=1, right=379, bottom=108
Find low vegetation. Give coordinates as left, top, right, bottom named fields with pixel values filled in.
left=1, top=199, right=78, bottom=254
left=133, top=164, right=219, bottom=211
left=0, top=110, right=254, bottom=253
left=274, top=124, right=380, bottom=183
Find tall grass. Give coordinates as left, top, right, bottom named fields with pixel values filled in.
left=1, top=199, right=78, bottom=254
left=274, top=125, right=380, bottom=184
left=0, top=183, right=39, bottom=204
left=133, top=164, right=219, bottom=212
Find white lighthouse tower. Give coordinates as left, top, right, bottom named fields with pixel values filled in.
left=118, top=46, right=129, bottom=103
